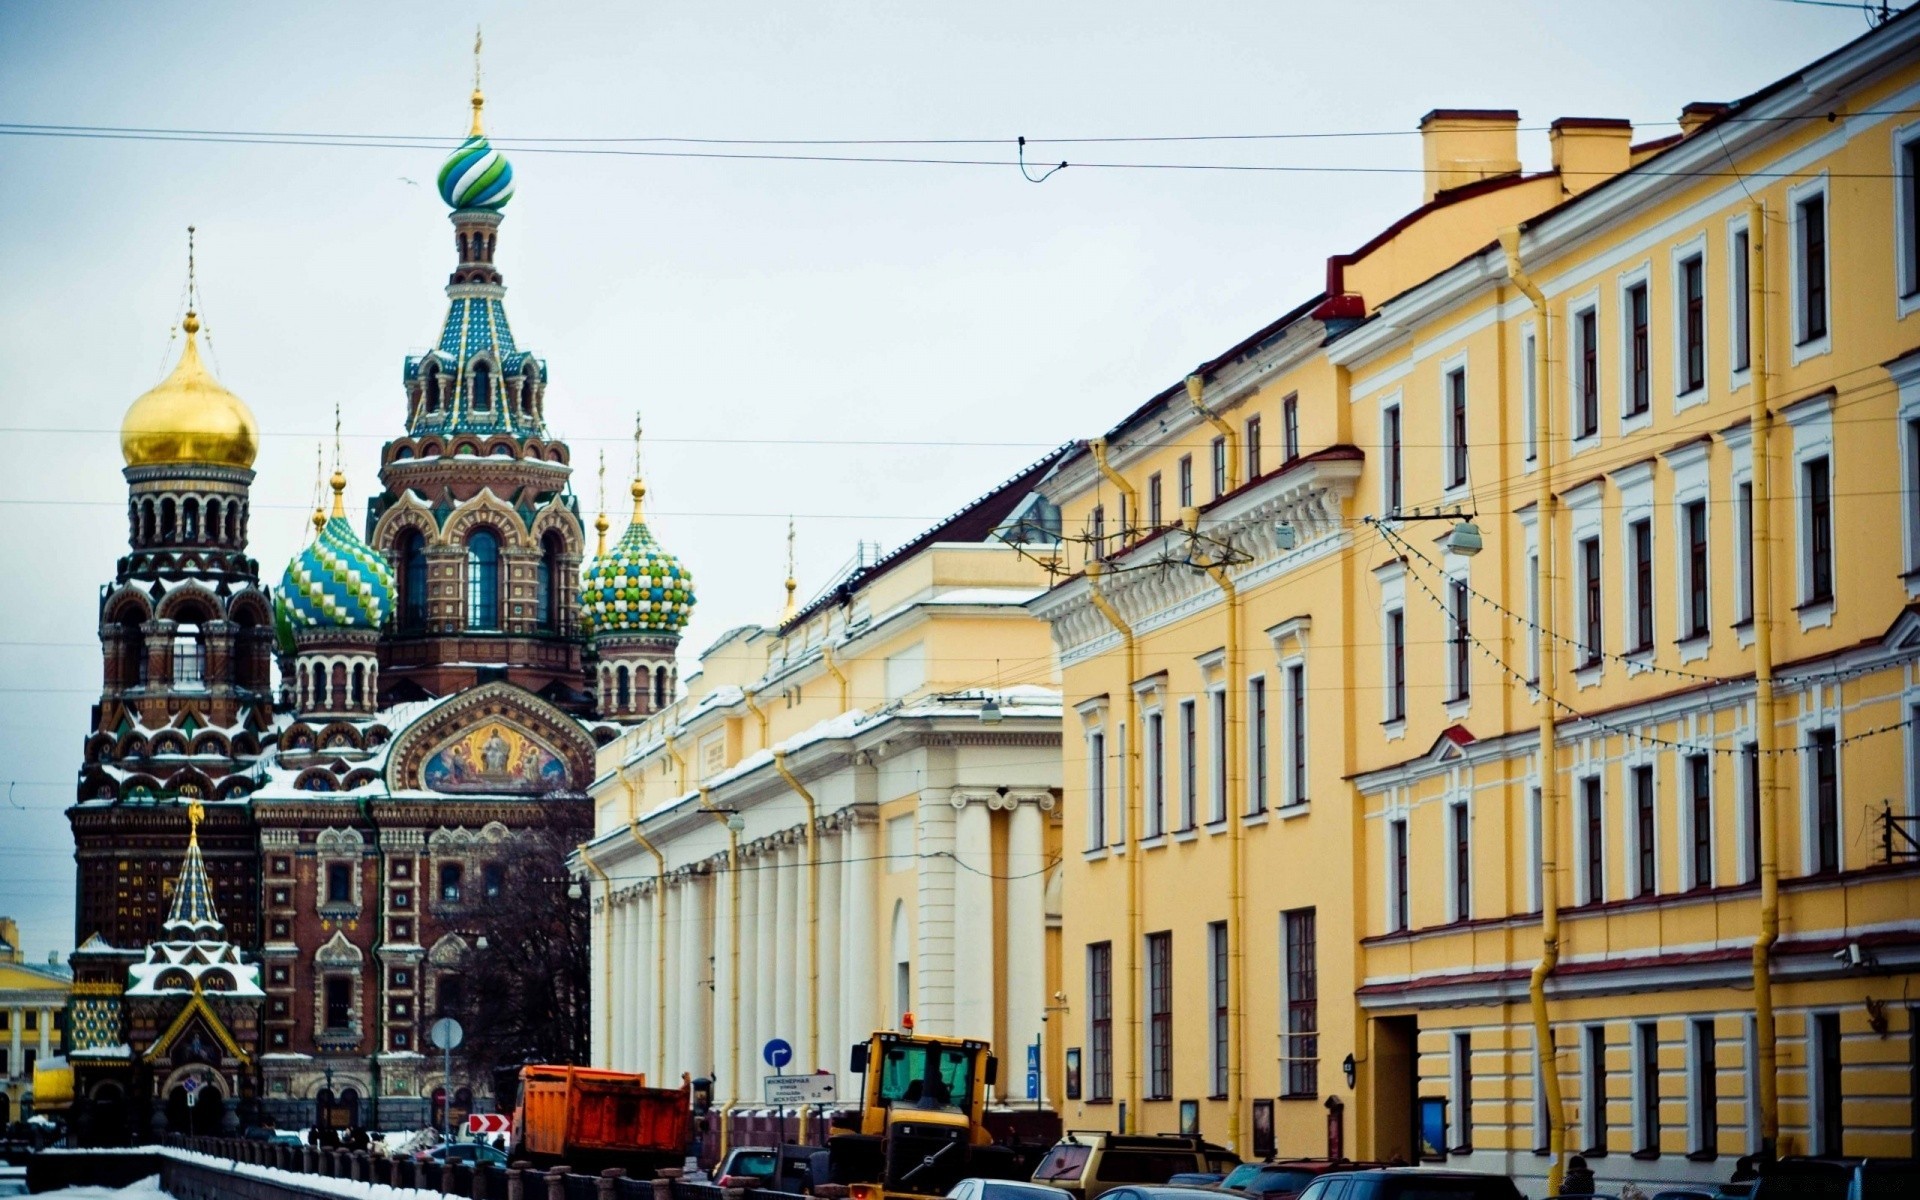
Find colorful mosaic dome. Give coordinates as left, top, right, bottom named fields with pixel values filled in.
left=580, top=482, right=695, bottom=637
left=278, top=474, right=394, bottom=630
left=439, top=132, right=515, bottom=210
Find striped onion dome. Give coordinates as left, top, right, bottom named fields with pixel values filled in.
left=438, top=132, right=515, bottom=211
left=277, top=473, right=394, bottom=631
left=580, top=481, right=695, bottom=637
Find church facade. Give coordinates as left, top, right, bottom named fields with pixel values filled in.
left=64, top=82, right=694, bottom=1139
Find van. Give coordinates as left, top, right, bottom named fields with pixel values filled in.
left=1030, top=1133, right=1240, bottom=1200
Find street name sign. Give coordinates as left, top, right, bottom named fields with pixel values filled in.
left=763, top=1074, right=835, bottom=1106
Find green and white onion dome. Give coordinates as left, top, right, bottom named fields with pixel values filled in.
left=438, top=106, right=515, bottom=211
left=580, top=481, right=695, bottom=637
left=277, top=474, right=394, bottom=631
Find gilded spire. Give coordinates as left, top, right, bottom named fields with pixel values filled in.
left=311, top=444, right=326, bottom=535
left=120, top=226, right=259, bottom=470
left=470, top=25, right=486, bottom=136
left=163, top=800, right=225, bottom=939
left=329, top=402, right=347, bottom=518
left=784, top=517, right=798, bottom=620
left=595, top=449, right=610, bottom=556
left=630, top=413, right=647, bottom=522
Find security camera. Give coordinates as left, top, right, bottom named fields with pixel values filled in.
left=1833, top=942, right=1868, bottom=968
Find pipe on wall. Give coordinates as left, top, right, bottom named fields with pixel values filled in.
left=1084, top=559, right=1141, bottom=1131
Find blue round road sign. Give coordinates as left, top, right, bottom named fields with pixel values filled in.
left=763, top=1038, right=794, bottom=1069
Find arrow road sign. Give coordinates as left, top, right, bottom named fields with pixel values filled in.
left=762, top=1038, right=793, bottom=1070
left=468, top=1113, right=512, bottom=1135
left=764, top=1074, right=835, bottom=1106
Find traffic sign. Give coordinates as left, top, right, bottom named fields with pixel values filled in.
left=764, top=1073, right=835, bottom=1106
left=430, top=1017, right=465, bottom=1051
left=468, top=1113, right=511, bottom=1135
left=1026, top=1043, right=1040, bottom=1072
left=762, top=1038, right=793, bottom=1069
left=1026, top=1071, right=1039, bottom=1100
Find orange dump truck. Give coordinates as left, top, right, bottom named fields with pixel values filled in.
left=513, top=1065, right=693, bottom=1175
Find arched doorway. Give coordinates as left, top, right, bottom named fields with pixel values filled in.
left=162, top=1067, right=227, bottom=1136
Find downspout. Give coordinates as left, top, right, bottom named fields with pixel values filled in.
left=357, top=795, right=383, bottom=1131
left=1084, top=559, right=1141, bottom=1131
left=664, top=731, right=689, bottom=795
left=1747, top=200, right=1781, bottom=1158
left=1502, top=228, right=1567, bottom=1197
left=1186, top=374, right=1240, bottom=493
left=772, top=749, right=821, bottom=1140
left=1089, top=437, right=1139, bottom=539
left=822, top=642, right=850, bottom=711
left=696, top=786, right=743, bottom=1157
left=577, top=842, right=615, bottom=1067
left=1191, top=507, right=1245, bottom=1155
left=743, top=687, right=771, bottom=753
left=621, top=765, right=670, bottom=1086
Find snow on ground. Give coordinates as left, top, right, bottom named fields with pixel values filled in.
left=32, top=1176, right=169, bottom=1200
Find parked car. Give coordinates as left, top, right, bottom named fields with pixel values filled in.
left=1293, top=1168, right=1523, bottom=1200
left=1219, top=1160, right=1375, bottom=1199
left=1031, top=1133, right=1240, bottom=1200
left=716, top=1146, right=781, bottom=1189
left=1164, top=1175, right=1225, bottom=1187
left=1095, top=1188, right=1238, bottom=1200
left=1747, top=1156, right=1920, bottom=1200
left=949, top=1180, right=1076, bottom=1200
left=420, top=1142, right=510, bottom=1167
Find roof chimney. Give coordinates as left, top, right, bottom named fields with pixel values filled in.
left=1550, top=117, right=1633, bottom=197
left=1417, top=109, right=1521, bottom=204
left=1679, top=102, right=1730, bottom=137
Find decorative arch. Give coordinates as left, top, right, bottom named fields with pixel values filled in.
left=370, top=491, right=442, bottom=556
left=226, top=588, right=272, bottom=629
left=314, top=929, right=363, bottom=967
left=317, top=722, right=363, bottom=752
left=280, top=723, right=317, bottom=753
left=294, top=768, right=336, bottom=792
left=481, top=436, right=518, bottom=458
left=101, top=585, right=154, bottom=625
left=450, top=438, right=482, bottom=457
left=427, top=932, right=470, bottom=967
left=527, top=498, right=583, bottom=556
left=384, top=681, right=597, bottom=795
left=155, top=583, right=221, bottom=625
left=214, top=776, right=253, bottom=801
left=441, top=488, right=529, bottom=545
left=418, top=437, right=446, bottom=459
left=148, top=731, right=188, bottom=757
left=547, top=445, right=567, bottom=463
left=188, top=730, right=232, bottom=758
left=341, top=769, right=381, bottom=790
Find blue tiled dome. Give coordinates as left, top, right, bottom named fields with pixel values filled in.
left=278, top=476, right=394, bottom=631
left=580, top=484, right=694, bottom=637
left=438, top=133, right=515, bottom=211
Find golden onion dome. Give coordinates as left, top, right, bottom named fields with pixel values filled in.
left=120, top=312, right=259, bottom=470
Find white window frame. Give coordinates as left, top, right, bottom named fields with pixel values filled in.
left=1380, top=392, right=1405, bottom=515
left=1788, top=173, right=1833, bottom=365
left=1738, top=735, right=1762, bottom=884
left=1247, top=673, right=1269, bottom=817
left=1178, top=698, right=1199, bottom=833
left=1681, top=750, right=1716, bottom=892
left=1632, top=1020, right=1661, bottom=1153
left=1385, top=810, right=1411, bottom=933
left=1785, top=394, right=1836, bottom=630
left=1532, top=1025, right=1551, bottom=1153
left=1743, top=1014, right=1762, bottom=1154
left=1613, top=462, right=1655, bottom=670
left=1567, top=289, right=1604, bottom=453
left=1112, top=719, right=1129, bottom=847
left=1577, top=772, right=1607, bottom=906
left=1377, top=560, right=1408, bottom=736
left=1799, top=710, right=1844, bottom=876
left=1617, top=261, right=1655, bottom=433
left=1567, top=481, right=1605, bottom=689
left=1450, top=1031, right=1473, bottom=1150
left=1208, top=685, right=1228, bottom=827
left=1444, top=557, right=1472, bottom=720
left=1906, top=691, right=1920, bottom=820
left=1526, top=780, right=1544, bottom=914
left=1892, top=352, right=1920, bottom=593
left=1623, top=753, right=1658, bottom=901
left=1808, top=1010, right=1842, bottom=1155
left=1687, top=1018, right=1719, bottom=1156
left=1084, top=723, right=1108, bottom=853
left=1280, top=655, right=1309, bottom=809
left=1445, top=795, right=1473, bottom=923
left=1521, top=321, right=1539, bottom=469
left=1141, top=698, right=1166, bottom=842
left=1517, top=506, right=1541, bottom=689
left=1440, top=351, right=1471, bottom=500
left=1583, top=1023, right=1610, bottom=1150
left=1727, top=213, right=1754, bottom=391
left=1895, top=119, right=1920, bottom=319
left=1670, top=232, right=1711, bottom=411
left=1665, top=438, right=1713, bottom=661
left=1724, top=423, right=1757, bottom=646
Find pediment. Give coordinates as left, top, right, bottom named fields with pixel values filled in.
left=385, top=681, right=595, bottom=796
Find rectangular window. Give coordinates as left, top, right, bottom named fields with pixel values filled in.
left=1211, top=436, right=1228, bottom=499
left=1452, top=1032, right=1474, bottom=1151
left=1177, top=455, right=1194, bottom=510
left=1814, top=1011, right=1842, bottom=1154
left=1628, top=281, right=1651, bottom=415
left=1812, top=728, right=1839, bottom=873
left=1584, top=776, right=1606, bottom=905
left=326, top=862, right=352, bottom=906
left=1087, top=732, right=1107, bottom=850
left=1523, top=332, right=1539, bottom=461
left=1737, top=481, right=1755, bottom=622
left=1744, top=742, right=1762, bottom=883
left=1088, top=942, right=1113, bottom=1102
left=1387, top=609, right=1407, bottom=721
left=1209, top=690, right=1227, bottom=824
left=1631, top=518, right=1654, bottom=652
left=1904, top=137, right=1920, bottom=298
left=1146, top=932, right=1172, bottom=1099
left=1179, top=700, right=1197, bottom=831
left=1578, top=308, right=1600, bottom=438
left=1089, top=504, right=1106, bottom=558
left=1910, top=417, right=1920, bottom=570
left=1689, top=753, right=1714, bottom=889
left=1634, top=765, right=1657, bottom=897
left=1450, top=802, right=1471, bottom=922
left=1805, top=455, right=1834, bottom=604
left=1384, top=404, right=1403, bottom=512
left=1209, top=921, right=1229, bottom=1097
left=1528, top=552, right=1541, bottom=682
left=439, top=862, right=463, bottom=904
left=1249, top=677, right=1268, bottom=814
left=1246, top=415, right=1263, bottom=480
left=1581, top=536, right=1603, bottom=664
left=1733, top=226, right=1752, bottom=372
left=1389, top=818, right=1410, bottom=932
left=1799, top=192, right=1828, bottom=343
left=1636, top=1022, right=1661, bottom=1155
left=1283, top=907, right=1319, bottom=1098
left=1286, top=663, right=1308, bottom=806
left=1146, top=710, right=1165, bottom=838
left=1449, top=578, right=1471, bottom=701
left=1587, top=1025, right=1611, bottom=1152
left=1147, top=473, right=1163, bottom=530
left=1685, top=499, right=1710, bottom=639
left=1693, top=1019, right=1719, bottom=1156
left=1283, top=395, right=1300, bottom=463
left=1446, top=367, right=1469, bottom=488
left=325, top=976, right=352, bottom=1031
left=1682, top=255, right=1706, bottom=393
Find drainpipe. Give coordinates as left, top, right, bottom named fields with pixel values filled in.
left=743, top=687, right=770, bottom=752
left=1089, top=437, right=1139, bottom=539
left=1084, top=559, right=1141, bottom=1132
left=621, top=765, right=670, bottom=1086
left=1502, top=228, right=1567, bottom=1197
left=664, top=731, right=689, bottom=795
left=822, top=642, right=850, bottom=711
left=577, top=843, right=615, bottom=1067
left=1189, top=507, right=1246, bottom=1155
left=1746, top=201, right=1781, bottom=1158
left=772, top=750, right=821, bottom=1140
left=1186, top=374, right=1239, bottom=493
left=695, top=787, right=743, bottom=1157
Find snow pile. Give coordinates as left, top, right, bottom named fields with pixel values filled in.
left=34, top=1176, right=169, bottom=1200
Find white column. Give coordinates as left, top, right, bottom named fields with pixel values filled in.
left=736, top=848, right=760, bottom=1106
left=9, top=1008, right=19, bottom=1080
left=681, top=870, right=711, bottom=1081
left=951, top=799, right=996, bottom=1042
left=618, top=896, right=635, bottom=1071
left=815, top=824, right=843, bottom=1074
left=593, top=893, right=611, bottom=1066
left=842, top=818, right=878, bottom=1052
left=662, top=875, right=683, bottom=1083
left=1006, top=800, right=1048, bottom=1102
left=635, top=887, right=656, bottom=1080
left=917, top=796, right=959, bottom=1033
left=755, top=844, right=779, bottom=1098
left=774, top=840, right=798, bottom=1062
left=713, top=857, right=735, bottom=1101
left=796, top=832, right=815, bottom=1073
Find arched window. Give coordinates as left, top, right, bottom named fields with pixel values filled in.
left=160, top=498, right=177, bottom=542
left=398, top=530, right=427, bottom=631
left=422, top=362, right=441, bottom=413
left=330, top=662, right=347, bottom=708
left=204, top=499, right=222, bottom=545
left=439, top=862, right=463, bottom=904
left=470, top=361, right=492, bottom=412
left=521, top=366, right=538, bottom=415
left=140, top=499, right=155, bottom=545
left=172, top=625, right=205, bottom=690
left=536, top=532, right=563, bottom=631
left=120, top=615, right=147, bottom=688
left=312, top=662, right=328, bottom=708
left=654, top=666, right=668, bottom=709
left=615, top=666, right=631, bottom=710
left=227, top=503, right=241, bottom=545
left=466, top=529, right=501, bottom=630
left=182, top=498, right=199, bottom=542
left=351, top=663, right=365, bottom=708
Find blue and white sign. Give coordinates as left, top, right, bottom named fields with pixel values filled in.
left=1026, top=1071, right=1040, bottom=1100
left=1026, top=1043, right=1040, bottom=1072
left=763, top=1038, right=794, bottom=1070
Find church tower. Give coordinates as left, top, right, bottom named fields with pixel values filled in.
left=365, top=80, right=590, bottom=710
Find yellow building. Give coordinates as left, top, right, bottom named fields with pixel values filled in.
left=579, top=454, right=1071, bottom=1133
left=0, top=918, right=72, bottom=1124
left=1027, top=13, right=1920, bottom=1193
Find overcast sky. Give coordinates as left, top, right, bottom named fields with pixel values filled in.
left=0, top=1, right=1874, bottom=959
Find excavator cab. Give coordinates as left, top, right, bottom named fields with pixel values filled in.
left=833, top=1025, right=1011, bottom=1200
